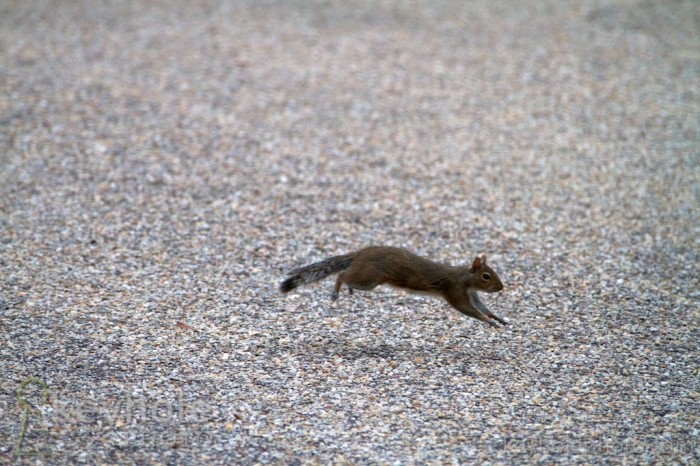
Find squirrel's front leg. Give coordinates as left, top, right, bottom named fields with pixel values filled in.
left=468, top=291, right=508, bottom=326
left=448, top=294, right=503, bottom=328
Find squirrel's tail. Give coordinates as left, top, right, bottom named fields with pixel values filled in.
left=280, top=254, right=354, bottom=293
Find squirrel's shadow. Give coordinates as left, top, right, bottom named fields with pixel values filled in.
left=307, top=334, right=502, bottom=370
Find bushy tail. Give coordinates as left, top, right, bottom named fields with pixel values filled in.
left=280, top=254, right=353, bottom=293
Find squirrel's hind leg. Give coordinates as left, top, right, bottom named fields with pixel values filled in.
left=332, top=274, right=345, bottom=301
left=333, top=271, right=378, bottom=300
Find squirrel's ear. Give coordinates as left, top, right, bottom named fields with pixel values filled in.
left=480, top=254, right=487, bottom=265
left=470, top=256, right=481, bottom=272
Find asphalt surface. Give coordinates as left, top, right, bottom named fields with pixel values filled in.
left=1, top=1, right=698, bottom=464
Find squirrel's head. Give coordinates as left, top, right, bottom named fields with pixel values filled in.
left=468, top=255, right=504, bottom=292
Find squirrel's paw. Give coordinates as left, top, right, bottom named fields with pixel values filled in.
left=489, top=314, right=508, bottom=327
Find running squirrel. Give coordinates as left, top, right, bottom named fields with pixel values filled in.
left=280, top=246, right=507, bottom=328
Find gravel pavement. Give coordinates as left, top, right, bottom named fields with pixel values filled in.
left=1, top=0, right=699, bottom=464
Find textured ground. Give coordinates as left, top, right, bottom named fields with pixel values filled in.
left=1, top=0, right=699, bottom=464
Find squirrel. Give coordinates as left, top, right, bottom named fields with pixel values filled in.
left=280, top=246, right=507, bottom=328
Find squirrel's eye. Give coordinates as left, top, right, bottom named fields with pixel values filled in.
left=482, top=273, right=491, bottom=280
